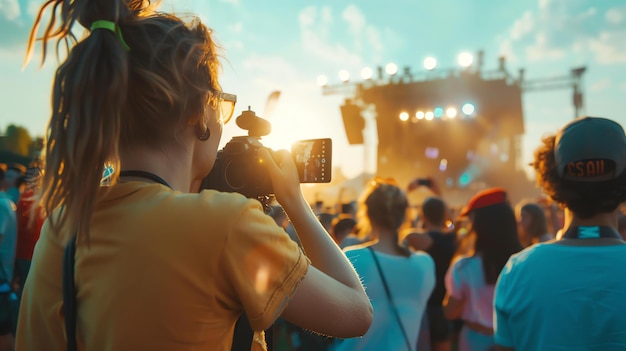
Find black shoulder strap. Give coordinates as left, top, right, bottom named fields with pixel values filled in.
left=231, top=314, right=255, bottom=351
left=368, top=247, right=412, bottom=351
left=62, top=233, right=260, bottom=351
left=62, top=235, right=78, bottom=351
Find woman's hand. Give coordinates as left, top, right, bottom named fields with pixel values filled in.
left=258, top=148, right=303, bottom=209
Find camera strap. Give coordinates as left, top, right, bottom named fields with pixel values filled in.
left=119, top=170, right=172, bottom=189
left=561, top=226, right=622, bottom=240
left=63, top=234, right=78, bottom=351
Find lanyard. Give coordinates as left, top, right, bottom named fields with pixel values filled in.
left=561, top=226, right=622, bottom=239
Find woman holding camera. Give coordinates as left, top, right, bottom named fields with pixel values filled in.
left=16, top=1, right=372, bottom=350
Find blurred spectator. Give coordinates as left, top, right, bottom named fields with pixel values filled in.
left=3, top=164, right=25, bottom=205
left=318, top=212, right=335, bottom=234
left=494, top=117, right=626, bottom=351
left=443, top=187, right=522, bottom=351
left=330, top=217, right=357, bottom=248
left=404, top=196, right=457, bottom=351
left=618, top=213, right=626, bottom=240
left=270, top=204, right=336, bottom=351
left=0, top=166, right=17, bottom=347
left=516, top=202, right=555, bottom=247
left=15, top=166, right=45, bottom=298
left=332, top=177, right=435, bottom=351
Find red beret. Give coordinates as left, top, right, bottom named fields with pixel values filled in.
left=459, top=187, right=508, bottom=216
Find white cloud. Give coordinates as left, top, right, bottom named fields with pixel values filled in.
left=525, top=33, right=567, bottom=61
left=606, top=7, right=625, bottom=25
left=499, top=1, right=626, bottom=65
left=299, top=6, right=317, bottom=27
left=229, top=22, right=243, bottom=33
left=342, top=5, right=365, bottom=35
left=365, top=26, right=383, bottom=56
left=588, top=30, right=626, bottom=63
left=510, top=11, right=535, bottom=40
left=298, top=5, right=388, bottom=71
left=26, top=0, right=40, bottom=17
left=0, top=0, right=20, bottom=21
left=498, top=38, right=518, bottom=62
left=590, top=78, right=611, bottom=92
left=298, top=6, right=363, bottom=68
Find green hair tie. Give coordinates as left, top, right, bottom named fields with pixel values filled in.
left=90, top=20, right=130, bottom=51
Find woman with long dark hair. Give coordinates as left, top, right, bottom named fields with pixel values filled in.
left=443, top=188, right=522, bottom=351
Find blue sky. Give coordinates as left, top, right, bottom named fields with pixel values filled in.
left=1, top=0, right=625, bottom=180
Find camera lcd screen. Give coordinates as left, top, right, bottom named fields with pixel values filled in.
left=291, top=138, right=332, bottom=183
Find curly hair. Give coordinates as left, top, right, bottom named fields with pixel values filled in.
left=533, top=135, right=626, bottom=219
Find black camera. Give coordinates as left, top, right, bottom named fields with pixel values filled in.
left=201, top=107, right=332, bottom=200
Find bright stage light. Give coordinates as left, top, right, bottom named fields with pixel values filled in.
left=399, top=111, right=409, bottom=121
left=458, top=52, right=474, bottom=67
left=385, top=62, right=398, bottom=76
left=423, top=57, right=437, bottom=70
left=338, top=70, right=350, bottom=82
left=317, top=75, right=328, bottom=87
left=439, top=159, right=448, bottom=171
left=446, top=107, right=457, bottom=118
left=361, top=67, right=373, bottom=80
left=425, top=111, right=434, bottom=120
left=461, top=103, right=475, bottom=115
left=416, top=111, right=425, bottom=119
left=434, top=107, right=444, bottom=118
left=425, top=147, right=439, bottom=159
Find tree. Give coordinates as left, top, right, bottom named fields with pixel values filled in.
left=2, top=124, right=32, bottom=157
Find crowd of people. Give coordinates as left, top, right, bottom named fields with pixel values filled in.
left=1, top=0, right=625, bottom=350
left=274, top=115, right=626, bottom=351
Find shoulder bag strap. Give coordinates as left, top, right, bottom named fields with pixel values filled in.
left=368, top=247, right=412, bottom=351
left=62, top=235, right=78, bottom=351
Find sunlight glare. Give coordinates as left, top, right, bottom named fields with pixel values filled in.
left=317, top=75, right=328, bottom=87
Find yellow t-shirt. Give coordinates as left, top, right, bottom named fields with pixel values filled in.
left=16, top=182, right=310, bottom=351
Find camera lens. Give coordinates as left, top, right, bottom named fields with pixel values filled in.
left=224, top=159, right=251, bottom=190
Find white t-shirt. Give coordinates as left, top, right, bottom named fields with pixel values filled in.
left=332, top=247, right=435, bottom=351
left=494, top=242, right=626, bottom=351
left=445, top=255, right=494, bottom=328
left=0, top=192, right=17, bottom=282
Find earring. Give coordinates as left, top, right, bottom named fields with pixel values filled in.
left=195, top=123, right=210, bottom=141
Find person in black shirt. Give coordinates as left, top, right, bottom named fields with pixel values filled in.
left=405, top=196, right=457, bottom=351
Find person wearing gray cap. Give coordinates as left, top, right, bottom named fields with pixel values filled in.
left=493, top=116, right=626, bottom=351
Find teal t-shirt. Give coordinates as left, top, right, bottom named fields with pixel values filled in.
left=494, top=242, right=626, bottom=351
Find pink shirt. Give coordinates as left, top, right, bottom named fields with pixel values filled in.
left=445, top=255, right=495, bottom=328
